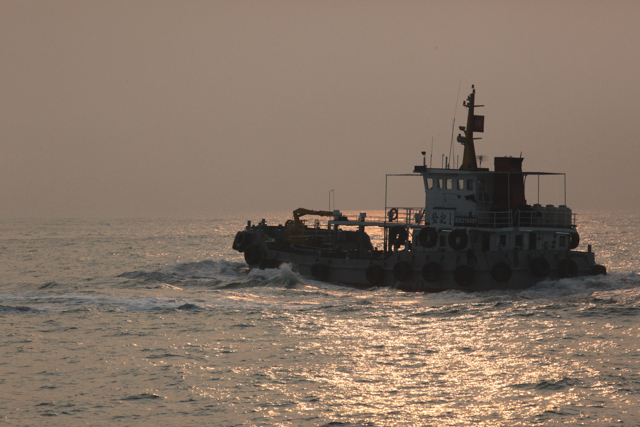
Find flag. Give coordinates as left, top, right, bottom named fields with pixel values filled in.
left=474, top=115, right=484, bottom=132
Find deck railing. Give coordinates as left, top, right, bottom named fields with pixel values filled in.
left=383, top=207, right=576, bottom=229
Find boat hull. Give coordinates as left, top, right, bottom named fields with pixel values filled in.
left=251, top=245, right=598, bottom=292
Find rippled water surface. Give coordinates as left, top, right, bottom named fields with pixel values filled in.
left=1, top=212, right=640, bottom=426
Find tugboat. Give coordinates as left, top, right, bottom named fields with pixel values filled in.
left=232, top=86, right=606, bottom=291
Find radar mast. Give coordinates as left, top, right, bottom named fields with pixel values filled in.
left=458, top=85, right=484, bottom=171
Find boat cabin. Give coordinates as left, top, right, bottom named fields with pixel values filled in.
left=412, top=158, right=573, bottom=230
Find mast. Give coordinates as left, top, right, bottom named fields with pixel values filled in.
left=458, top=85, right=484, bottom=171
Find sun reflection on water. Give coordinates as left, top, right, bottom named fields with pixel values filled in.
left=116, top=286, right=640, bottom=426
left=259, top=300, right=631, bottom=426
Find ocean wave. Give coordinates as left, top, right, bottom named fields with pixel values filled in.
left=4, top=260, right=640, bottom=315
left=120, top=393, right=164, bottom=401
left=117, top=260, right=307, bottom=290
left=0, top=304, right=36, bottom=313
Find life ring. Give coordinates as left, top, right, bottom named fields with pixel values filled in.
left=418, top=227, right=438, bottom=248
left=569, top=232, right=580, bottom=249
left=530, top=257, right=550, bottom=277
left=243, top=244, right=262, bottom=265
left=453, top=265, right=474, bottom=287
left=491, top=261, right=512, bottom=283
left=388, top=208, right=398, bottom=222
left=393, top=260, right=413, bottom=281
left=232, top=231, right=252, bottom=252
left=365, top=264, right=385, bottom=286
left=590, top=264, right=607, bottom=276
left=448, top=229, right=468, bottom=251
left=311, top=262, right=330, bottom=281
left=559, top=259, right=578, bottom=278
left=421, top=261, right=442, bottom=282
left=389, top=225, right=408, bottom=246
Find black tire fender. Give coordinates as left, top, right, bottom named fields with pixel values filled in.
left=421, top=261, right=442, bottom=282
left=569, top=232, right=580, bottom=249
left=365, top=264, right=385, bottom=286
left=233, top=231, right=252, bottom=252
left=418, top=227, right=438, bottom=248
left=232, top=231, right=243, bottom=251
left=389, top=225, right=408, bottom=246
left=448, top=229, right=468, bottom=251
left=453, top=265, right=474, bottom=287
left=259, top=258, right=280, bottom=270
left=393, top=260, right=413, bottom=281
left=243, top=244, right=262, bottom=265
left=531, top=257, right=551, bottom=277
left=491, top=261, right=512, bottom=283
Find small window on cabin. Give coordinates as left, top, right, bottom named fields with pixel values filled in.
left=427, top=178, right=434, bottom=189
left=446, top=179, right=452, bottom=190
left=478, top=179, right=485, bottom=191
left=467, top=179, right=474, bottom=190
left=559, top=235, right=567, bottom=248
left=499, top=234, right=507, bottom=247
left=437, top=178, right=443, bottom=189
left=457, top=179, right=464, bottom=190
left=439, top=235, right=447, bottom=247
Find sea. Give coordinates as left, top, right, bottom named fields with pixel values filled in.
left=1, top=211, right=640, bottom=426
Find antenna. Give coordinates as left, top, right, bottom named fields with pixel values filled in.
left=430, top=137, right=434, bottom=168
left=448, top=80, right=462, bottom=172
left=329, top=189, right=334, bottom=211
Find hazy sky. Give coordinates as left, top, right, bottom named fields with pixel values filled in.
left=2, top=1, right=639, bottom=218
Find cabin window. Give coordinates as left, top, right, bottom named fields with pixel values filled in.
left=446, top=179, right=452, bottom=190
left=437, top=178, right=443, bottom=189
left=467, top=179, right=474, bottom=190
left=499, top=234, right=507, bottom=247
left=457, top=179, right=464, bottom=190
left=440, top=235, right=447, bottom=247
left=478, top=179, right=485, bottom=191
left=427, top=178, right=434, bottom=189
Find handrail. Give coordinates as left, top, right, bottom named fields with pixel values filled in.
left=383, top=207, right=575, bottom=229
left=475, top=209, right=575, bottom=229
left=300, top=207, right=576, bottom=230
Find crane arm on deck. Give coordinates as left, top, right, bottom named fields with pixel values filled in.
left=293, top=208, right=334, bottom=225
